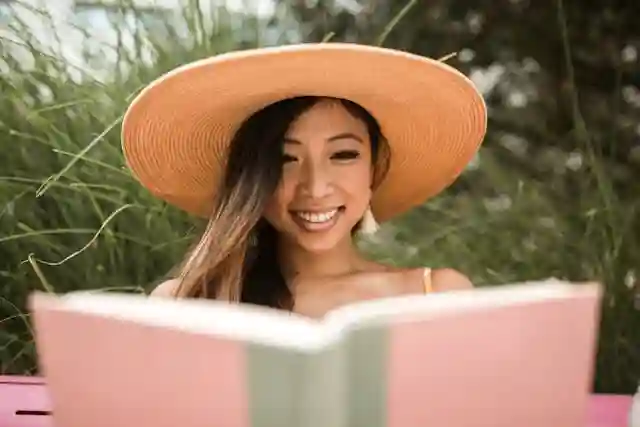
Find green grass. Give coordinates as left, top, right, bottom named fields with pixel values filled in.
left=1, top=0, right=638, bottom=393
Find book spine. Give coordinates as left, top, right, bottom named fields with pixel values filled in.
left=344, top=324, right=389, bottom=427
left=293, top=343, right=348, bottom=427
left=246, top=342, right=350, bottom=427
left=246, top=343, right=301, bottom=427
left=245, top=325, right=390, bottom=427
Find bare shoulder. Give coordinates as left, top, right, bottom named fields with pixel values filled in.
left=150, top=278, right=182, bottom=297
left=358, top=262, right=473, bottom=293
left=430, top=268, right=474, bottom=291
left=392, top=266, right=473, bottom=293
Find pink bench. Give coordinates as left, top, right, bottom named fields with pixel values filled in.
left=0, top=375, right=633, bottom=427
left=0, top=376, right=52, bottom=427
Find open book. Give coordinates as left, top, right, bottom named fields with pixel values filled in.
left=29, top=280, right=602, bottom=427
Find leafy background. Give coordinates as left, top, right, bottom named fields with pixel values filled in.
left=1, top=0, right=638, bottom=393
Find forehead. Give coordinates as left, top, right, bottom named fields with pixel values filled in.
left=285, top=100, right=369, bottom=138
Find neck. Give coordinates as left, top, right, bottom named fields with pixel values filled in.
left=278, top=234, right=364, bottom=281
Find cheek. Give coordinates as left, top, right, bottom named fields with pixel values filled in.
left=339, top=164, right=373, bottom=204
left=262, top=180, right=295, bottom=224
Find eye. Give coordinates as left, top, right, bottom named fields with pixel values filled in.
left=282, top=154, right=297, bottom=163
left=332, top=150, right=360, bottom=161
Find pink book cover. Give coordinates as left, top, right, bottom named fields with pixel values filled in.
left=385, top=284, right=601, bottom=427
left=29, top=294, right=250, bottom=427
left=28, top=280, right=602, bottom=427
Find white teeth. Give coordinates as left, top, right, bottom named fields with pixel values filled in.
left=296, top=209, right=338, bottom=223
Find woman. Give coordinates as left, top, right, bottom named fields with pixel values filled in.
left=121, top=43, right=487, bottom=319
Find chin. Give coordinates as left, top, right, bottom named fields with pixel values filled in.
left=293, top=234, right=345, bottom=254
left=274, top=211, right=360, bottom=253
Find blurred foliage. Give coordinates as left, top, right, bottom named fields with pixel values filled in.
left=0, top=0, right=638, bottom=393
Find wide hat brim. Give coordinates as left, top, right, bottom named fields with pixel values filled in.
left=122, top=43, right=487, bottom=223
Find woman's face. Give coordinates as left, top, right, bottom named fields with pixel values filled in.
left=262, top=100, right=374, bottom=253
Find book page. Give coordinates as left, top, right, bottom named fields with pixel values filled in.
left=32, top=279, right=600, bottom=352
left=323, top=279, right=601, bottom=331
left=35, top=292, right=334, bottom=351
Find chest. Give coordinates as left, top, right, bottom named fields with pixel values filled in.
left=297, top=270, right=408, bottom=293
left=290, top=270, right=420, bottom=318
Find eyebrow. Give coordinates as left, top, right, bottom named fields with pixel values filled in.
left=284, top=132, right=364, bottom=144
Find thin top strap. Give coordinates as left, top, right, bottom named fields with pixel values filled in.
left=422, top=267, right=433, bottom=294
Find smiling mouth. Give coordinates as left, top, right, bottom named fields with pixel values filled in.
left=291, top=207, right=345, bottom=231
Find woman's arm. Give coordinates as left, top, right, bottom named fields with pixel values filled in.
left=150, top=279, right=181, bottom=297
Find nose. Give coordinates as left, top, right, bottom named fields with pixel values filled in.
left=299, top=159, right=333, bottom=199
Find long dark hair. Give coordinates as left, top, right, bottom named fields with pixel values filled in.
left=170, top=96, right=390, bottom=310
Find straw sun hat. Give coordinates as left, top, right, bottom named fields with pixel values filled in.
left=122, top=43, right=487, bottom=223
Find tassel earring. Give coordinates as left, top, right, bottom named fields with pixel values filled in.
left=359, top=206, right=379, bottom=235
